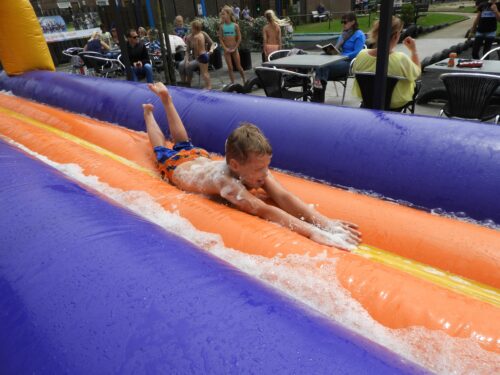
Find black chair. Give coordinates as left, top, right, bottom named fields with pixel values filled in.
left=78, top=51, right=123, bottom=78
left=255, top=67, right=312, bottom=101
left=354, top=72, right=416, bottom=112
left=439, top=73, right=500, bottom=124
left=355, top=73, right=399, bottom=110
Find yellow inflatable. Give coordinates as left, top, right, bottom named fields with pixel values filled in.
left=0, top=0, right=54, bottom=75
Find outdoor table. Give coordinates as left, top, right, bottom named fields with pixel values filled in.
left=426, top=58, right=500, bottom=76
left=262, top=54, right=347, bottom=70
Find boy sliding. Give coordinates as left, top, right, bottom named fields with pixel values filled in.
left=143, top=82, right=361, bottom=250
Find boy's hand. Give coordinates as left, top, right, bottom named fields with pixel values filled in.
left=324, top=220, right=361, bottom=239
left=147, top=82, right=170, bottom=102
left=319, top=220, right=361, bottom=249
left=309, top=227, right=357, bottom=252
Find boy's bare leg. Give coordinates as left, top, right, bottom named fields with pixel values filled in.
left=200, top=63, right=211, bottom=90
left=143, top=104, right=165, bottom=148
left=147, top=82, right=189, bottom=143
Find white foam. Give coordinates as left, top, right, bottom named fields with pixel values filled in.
left=5, top=137, right=500, bottom=375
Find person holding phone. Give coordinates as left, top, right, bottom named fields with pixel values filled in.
left=126, top=28, right=154, bottom=83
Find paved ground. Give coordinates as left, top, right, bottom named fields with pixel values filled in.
left=58, top=9, right=493, bottom=120
left=179, top=12, right=477, bottom=118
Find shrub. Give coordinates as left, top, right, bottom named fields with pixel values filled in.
left=400, top=3, right=415, bottom=27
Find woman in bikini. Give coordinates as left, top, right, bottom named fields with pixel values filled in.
left=218, top=5, right=246, bottom=84
left=262, top=9, right=282, bottom=61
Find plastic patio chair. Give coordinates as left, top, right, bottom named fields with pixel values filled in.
left=254, top=67, right=312, bottom=101
left=79, top=52, right=124, bottom=78
left=480, top=46, right=500, bottom=60
left=62, top=47, right=85, bottom=74
left=354, top=72, right=411, bottom=111
left=78, top=51, right=118, bottom=77
left=267, top=49, right=291, bottom=62
left=439, top=73, right=500, bottom=124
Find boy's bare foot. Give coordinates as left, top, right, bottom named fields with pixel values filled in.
left=142, top=103, right=154, bottom=113
left=147, top=82, right=170, bottom=102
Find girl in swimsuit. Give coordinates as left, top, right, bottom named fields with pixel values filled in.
left=218, top=6, right=246, bottom=84
left=262, top=10, right=282, bottom=60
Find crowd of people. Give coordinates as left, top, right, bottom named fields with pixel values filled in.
left=79, top=4, right=421, bottom=111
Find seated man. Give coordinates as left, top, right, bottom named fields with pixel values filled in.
left=317, top=3, right=330, bottom=18
left=143, top=82, right=361, bottom=250
left=126, top=28, right=153, bottom=83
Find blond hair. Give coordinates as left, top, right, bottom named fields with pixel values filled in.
left=225, top=123, right=272, bottom=163
left=265, top=9, right=289, bottom=27
left=369, top=16, right=403, bottom=45
left=191, top=19, right=203, bottom=32
left=91, top=31, right=101, bottom=40
left=221, top=5, right=237, bottom=23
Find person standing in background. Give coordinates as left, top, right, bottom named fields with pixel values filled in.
left=242, top=5, right=254, bottom=22
left=218, top=6, right=246, bottom=84
left=471, top=0, right=500, bottom=59
left=262, top=10, right=283, bottom=60
left=233, top=2, right=241, bottom=19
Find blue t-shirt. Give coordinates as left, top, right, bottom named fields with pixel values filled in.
left=340, top=29, right=366, bottom=60
left=175, top=26, right=188, bottom=38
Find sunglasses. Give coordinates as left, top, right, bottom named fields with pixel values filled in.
left=129, top=35, right=139, bottom=39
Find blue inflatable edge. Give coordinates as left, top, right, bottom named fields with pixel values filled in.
left=1, top=71, right=498, bottom=225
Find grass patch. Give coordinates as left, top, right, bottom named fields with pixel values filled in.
left=417, top=13, right=467, bottom=27
left=431, top=5, right=477, bottom=13
left=294, top=13, right=467, bottom=33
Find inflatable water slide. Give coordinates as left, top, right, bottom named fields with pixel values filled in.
left=0, top=1, right=499, bottom=374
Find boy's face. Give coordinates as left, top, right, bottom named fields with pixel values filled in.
left=229, top=153, right=271, bottom=189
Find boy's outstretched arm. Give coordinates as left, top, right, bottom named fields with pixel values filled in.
left=263, top=173, right=361, bottom=245
left=218, top=177, right=357, bottom=251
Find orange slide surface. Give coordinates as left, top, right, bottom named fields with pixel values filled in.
left=0, top=94, right=499, bottom=355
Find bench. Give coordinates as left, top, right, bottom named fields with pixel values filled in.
left=311, top=10, right=327, bottom=22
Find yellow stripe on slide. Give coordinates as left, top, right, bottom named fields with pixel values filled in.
left=0, top=106, right=157, bottom=178
left=354, top=245, right=500, bottom=307
left=1, top=104, right=499, bottom=308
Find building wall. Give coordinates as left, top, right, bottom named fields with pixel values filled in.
left=307, top=0, right=352, bottom=17
left=31, top=0, right=353, bottom=22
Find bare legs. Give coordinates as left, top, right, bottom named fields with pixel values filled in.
left=223, top=50, right=246, bottom=84
left=143, top=82, right=189, bottom=147
left=199, top=62, right=211, bottom=90
left=143, top=104, right=165, bottom=148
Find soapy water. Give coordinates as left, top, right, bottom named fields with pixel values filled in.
left=5, top=138, right=500, bottom=374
